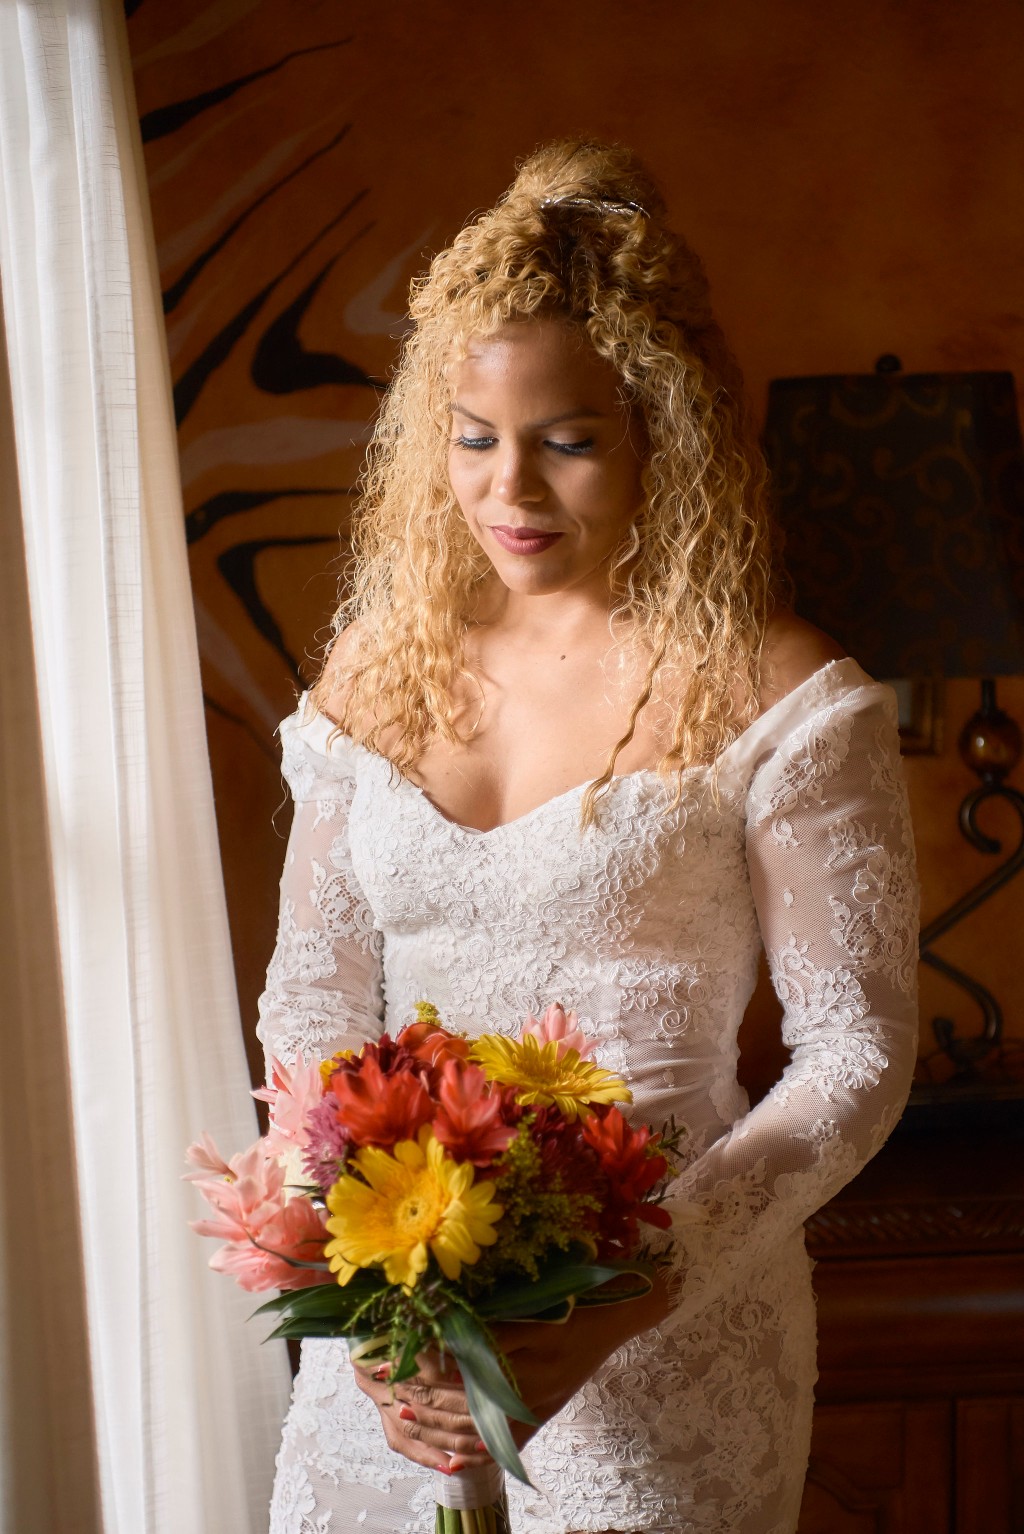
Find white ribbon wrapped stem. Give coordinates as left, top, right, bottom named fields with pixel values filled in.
left=434, top=1461, right=505, bottom=1511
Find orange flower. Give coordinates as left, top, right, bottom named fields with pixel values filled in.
left=329, top=1053, right=433, bottom=1148
left=432, top=1060, right=515, bottom=1166
left=395, top=1020, right=471, bottom=1069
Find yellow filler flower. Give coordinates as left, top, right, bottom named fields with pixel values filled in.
left=470, top=1033, right=631, bottom=1121
left=324, top=1126, right=503, bottom=1289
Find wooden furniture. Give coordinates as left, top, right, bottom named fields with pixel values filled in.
left=798, top=1093, right=1024, bottom=1533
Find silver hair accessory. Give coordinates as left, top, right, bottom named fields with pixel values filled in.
left=540, top=194, right=647, bottom=217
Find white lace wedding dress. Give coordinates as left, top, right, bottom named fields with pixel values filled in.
left=261, top=657, right=919, bottom=1534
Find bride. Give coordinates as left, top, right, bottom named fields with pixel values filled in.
left=261, top=140, right=919, bottom=1534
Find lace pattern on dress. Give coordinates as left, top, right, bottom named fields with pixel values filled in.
left=264, top=660, right=919, bottom=1534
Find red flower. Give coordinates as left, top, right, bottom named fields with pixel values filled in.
left=432, top=1060, right=516, bottom=1165
left=328, top=1052, right=433, bottom=1148
left=581, top=1107, right=672, bottom=1253
left=523, top=1105, right=593, bottom=1185
left=582, top=1107, right=667, bottom=1195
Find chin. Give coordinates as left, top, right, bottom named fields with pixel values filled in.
left=491, top=561, right=575, bottom=596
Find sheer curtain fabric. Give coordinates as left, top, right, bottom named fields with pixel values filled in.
left=0, top=3, right=290, bottom=1531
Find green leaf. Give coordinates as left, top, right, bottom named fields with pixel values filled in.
left=389, top=1328, right=423, bottom=1385
left=264, top=1316, right=359, bottom=1341
left=474, top=1260, right=637, bottom=1319
left=437, top=1309, right=538, bottom=1427
left=572, top=1271, right=653, bottom=1307
left=250, top=1283, right=384, bottom=1332
left=459, top=1367, right=531, bottom=1487
left=250, top=1269, right=390, bottom=1323
left=249, top=1290, right=304, bottom=1318
left=435, top=1307, right=537, bottom=1485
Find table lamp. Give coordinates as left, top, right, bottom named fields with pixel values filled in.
left=764, top=360, right=1024, bottom=1079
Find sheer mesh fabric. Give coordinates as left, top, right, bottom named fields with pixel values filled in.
left=261, top=658, right=919, bottom=1534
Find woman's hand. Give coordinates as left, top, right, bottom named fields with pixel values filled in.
left=351, top=1348, right=491, bottom=1475
left=493, top=1266, right=677, bottom=1448
left=355, top=1265, right=677, bottom=1471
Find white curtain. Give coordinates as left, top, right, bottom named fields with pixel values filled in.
left=0, top=3, right=291, bottom=1532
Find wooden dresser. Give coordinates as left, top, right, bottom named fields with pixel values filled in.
left=797, top=1089, right=1024, bottom=1533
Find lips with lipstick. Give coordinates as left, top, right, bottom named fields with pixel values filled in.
left=489, top=525, right=564, bottom=555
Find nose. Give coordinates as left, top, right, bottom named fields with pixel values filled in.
left=492, top=444, right=545, bottom=507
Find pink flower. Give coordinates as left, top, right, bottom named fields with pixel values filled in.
left=183, top=1130, right=233, bottom=1181
left=252, top=1053, right=324, bottom=1155
left=432, top=1060, right=516, bottom=1165
left=188, top=1136, right=327, bottom=1292
left=302, top=1096, right=355, bottom=1194
left=208, top=1197, right=327, bottom=1293
left=188, top=1138, right=288, bottom=1241
left=520, top=1003, right=596, bottom=1060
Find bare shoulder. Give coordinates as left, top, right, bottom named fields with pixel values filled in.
left=758, top=612, right=847, bottom=713
left=318, top=619, right=371, bottom=727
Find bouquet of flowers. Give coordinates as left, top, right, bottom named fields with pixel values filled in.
left=186, top=1003, right=681, bottom=1533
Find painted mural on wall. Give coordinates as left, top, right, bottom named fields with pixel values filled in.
left=127, top=0, right=1024, bottom=1084
left=129, top=6, right=411, bottom=755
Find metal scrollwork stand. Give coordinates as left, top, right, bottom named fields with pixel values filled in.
left=919, top=679, right=1024, bottom=1077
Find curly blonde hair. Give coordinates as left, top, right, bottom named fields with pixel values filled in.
left=311, top=139, right=780, bottom=821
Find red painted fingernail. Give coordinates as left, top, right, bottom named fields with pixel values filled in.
left=474, top=1440, right=486, bottom=1452
left=372, top=1365, right=389, bottom=1380
left=435, top=1462, right=453, bottom=1475
left=449, top=1458, right=466, bottom=1472
left=399, top=1405, right=417, bottom=1422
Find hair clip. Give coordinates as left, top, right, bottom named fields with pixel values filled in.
left=540, top=194, right=648, bottom=218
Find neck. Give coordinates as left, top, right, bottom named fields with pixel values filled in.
left=472, top=576, right=625, bottom=650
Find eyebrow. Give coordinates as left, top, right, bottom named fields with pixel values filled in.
left=449, top=403, right=606, bottom=429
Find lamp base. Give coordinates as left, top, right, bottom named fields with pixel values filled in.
left=920, top=678, right=1024, bottom=1077
left=958, top=677, right=1022, bottom=783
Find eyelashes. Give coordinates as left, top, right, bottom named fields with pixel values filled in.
left=451, top=436, right=595, bottom=457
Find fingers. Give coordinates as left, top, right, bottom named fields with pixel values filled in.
left=413, top=1346, right=464, bottom=1386
left=376, top=1400, right=464, bottom=1473
left=350, top=1356, right=491, bottom=1471
left=391, top=1401, right=485, bottom=1460
left=393, top=1381, right=472, bottom=1419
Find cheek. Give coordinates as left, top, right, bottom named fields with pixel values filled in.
left=446, top=451, right=471, bottom=501
left=585, top=464, right=643, bottom=534
left=447, top=452, right=484, bottom=522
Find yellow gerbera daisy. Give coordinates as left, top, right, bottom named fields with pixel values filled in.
left=324, top=1126, right=503, bottom=1289
left=319, top=1047, right=355, bottom=1087
left=469, top=1033, right=631, bottom=1121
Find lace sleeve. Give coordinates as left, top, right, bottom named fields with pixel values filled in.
left=255, top=707, right=384, bottom=1080
left=659, top=681, right=920, bottom=1332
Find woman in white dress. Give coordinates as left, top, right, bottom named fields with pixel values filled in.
left=262, top=140, right=919, bottom=1534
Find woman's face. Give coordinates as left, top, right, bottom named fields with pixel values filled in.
left=447, top=319, right=645, bottom=601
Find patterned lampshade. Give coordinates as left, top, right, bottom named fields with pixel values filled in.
left=763, top=370, right=1024, bottom=678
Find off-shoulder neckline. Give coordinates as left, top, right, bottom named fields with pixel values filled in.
left=287, top=656, right=878, bottom=837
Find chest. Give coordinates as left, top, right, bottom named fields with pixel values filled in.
left=348, top=753, right=754, bottom=961
left=407, top=643, right=678, bottom=834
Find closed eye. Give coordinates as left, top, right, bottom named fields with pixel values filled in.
left=452, top=434, right=496, bottom=450
left=546, top=437, right=595, bottom=456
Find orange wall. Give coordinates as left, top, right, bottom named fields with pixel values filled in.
left=128, top=1, right=1024, bottom=1090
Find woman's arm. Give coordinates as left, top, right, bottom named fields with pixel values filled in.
left=256, top=705, right=385, bottom=1080
left=655, top=676, right=920, bottom=1334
